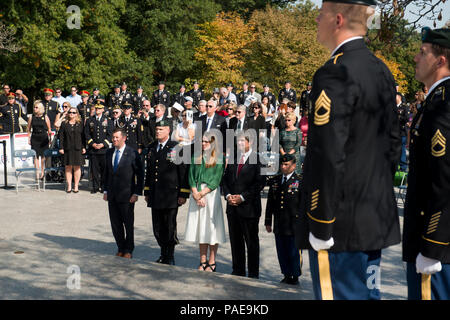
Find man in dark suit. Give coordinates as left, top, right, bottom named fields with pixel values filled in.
left=201, top=99, right=226, bottom=135
left=144, top=120, right=190, bottom=265
left=222, top=133, right=265, bottom=278
left=103, top=128, right=144, bottom=259
left=265, top=154, right=302, bottom=285
left=294, top=0, right=401, bottom=300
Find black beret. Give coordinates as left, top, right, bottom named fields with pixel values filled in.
left=122, top=102, right=132, bottom=108
left=137, top=85, right=143, bottom=89
left=93, top=87, right=99, bottom=91
left=323, top=0, right=377, bottom=5
left=422, top=27, right=450, bottom=49
left=114, top=84, right=120, bottom=89
left=280, top=154, right=296, bottom=163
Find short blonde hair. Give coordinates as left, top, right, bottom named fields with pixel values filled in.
left=285, top=112, right=297, bottom=122
left=328, top=3, right=374, bottom=33
left=33, top=100, right=45, bottom=116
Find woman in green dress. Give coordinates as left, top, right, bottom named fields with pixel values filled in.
left=279, top=112, right=302, bottom=174
left=184, top=132, right=226, bottom=272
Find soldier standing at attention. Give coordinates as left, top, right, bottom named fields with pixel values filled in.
left=107, top=85, right=123, bottom=115
left=42, top=88, right=60, bottom=130
left=117, top=102, right=144, bottom=154
left=144, top=120, right=190, bottom=265
left=278, top=81, right=297, bottom=104
left=0, top=92, right=28, bottom=134
left=187, top=81, right=204, bottom=108
left=300, top=82, right=313, bottom=114
left=151, top=81, right=171, bottom=109
left=77, top=90, right=92, bottom=124
left=265, top=154, right=302, bottom=285
left=294, top=0, right=401, bottom=300
left=85, top=102, right=113, bottom=194
left=403, top=27, right=450, bottom=300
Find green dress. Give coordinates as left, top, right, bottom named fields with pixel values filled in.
left=188, top=155, right=224, bottom=192
left=280, top=128, right=302, bottom=174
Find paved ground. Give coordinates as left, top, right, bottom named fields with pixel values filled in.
left=0, top=171, right=408, bottom=300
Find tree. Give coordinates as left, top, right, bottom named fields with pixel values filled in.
left=121, top=0, right=220, bottom=91
left=214, top=0, right=295, bottom=18
left=0, top=22, right=21, bottom=54
left=245, top=2, right=328, bottom=93
left=194, top=12, right=254, bottom=92
left=0, top=0, right=151, bottom=99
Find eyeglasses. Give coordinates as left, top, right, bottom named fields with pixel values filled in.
left=226, top=108, right=233, bottom=111
left=8, top=97, right=15, bottom=99
left=236, top=111, right=243, bottom=114
left=3, top=87, right=10, bottom=90
left=207, top=105, right=215, bottom=108
left=113, top=111, right=120, bottom=114
left=68, top=111, right=77, bottom=114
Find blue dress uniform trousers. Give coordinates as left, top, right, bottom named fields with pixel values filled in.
left=308, top=249, right=381, bottom=300
left=275, top=234, right=301, bottom=277
left=407, top=263, right=450, bottom=300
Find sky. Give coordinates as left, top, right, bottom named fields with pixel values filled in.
left=307, top=0, right=450, bottom=29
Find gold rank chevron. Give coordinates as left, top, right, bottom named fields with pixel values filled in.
left=314, top=90, right=331, bottom=126
left=431, top=129, right=446, bottom=157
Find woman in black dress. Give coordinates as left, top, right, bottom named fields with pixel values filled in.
left=59, top=106, right=86, bottom=193
left=27, top=101, right=52, bottom=179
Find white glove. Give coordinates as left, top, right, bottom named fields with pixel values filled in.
left=416, top=253, right=442, bottom=275
left=309, top=232, right=334, bottom=251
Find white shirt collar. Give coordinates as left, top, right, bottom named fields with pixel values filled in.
left=427, top=76, right=450, bottom=98
left=115, top=144, right=126, bottom=153
left=158, top=138, right=169, bottom=149
left=283, top=171, right=295, bottom=182
left=331, top=36, right=363, bottom=57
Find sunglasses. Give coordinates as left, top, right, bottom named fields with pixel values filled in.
left=236, top=111, right=243, bottom=114
left=68, top=111, right=77, bottom=114
left=226, top=108, right=233, bottom=111
left=207, top=105, right=215, bottom=108
left=8, top=97, right=15, bottom=99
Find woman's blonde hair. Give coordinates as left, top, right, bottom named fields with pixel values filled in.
left=285, top=111, right=297, bottom=122
left=33, top=100, right=45, bottom=116
left=65, top=107, right=82, bottom=124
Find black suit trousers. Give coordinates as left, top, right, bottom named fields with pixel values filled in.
left=152, top=208, right=179, bottom=250
left=90, top=153, right=106, bottom=190
left=108, top=200, right=135, bottom=254
left=227, top=213, right=260, bottom=278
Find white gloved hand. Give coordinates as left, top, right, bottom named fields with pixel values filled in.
left=416, top=253, right=442, bottom=275
left=309, top=232, right=334, bottom=251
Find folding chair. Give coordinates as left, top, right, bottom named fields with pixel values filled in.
left=396, top=172, right=408, bottom=205
left=42, top=148, right=65, bottom=191
left=14, top=149, right=40, bottom=193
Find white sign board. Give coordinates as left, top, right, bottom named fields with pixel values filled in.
left=0, top=134, right=12, bottom=170
left=13, top=133, right=34, bottom=169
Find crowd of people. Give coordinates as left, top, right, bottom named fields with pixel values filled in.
left=1, top=0, right=449, bottom=301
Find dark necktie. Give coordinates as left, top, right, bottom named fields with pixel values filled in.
left=237, top=119, right=242, bottom=131
left=113, top=149, right=120, bottom=172
left=237, top=154, right=245, bottom=177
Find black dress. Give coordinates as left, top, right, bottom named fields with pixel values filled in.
left=30, top=115, right=49, bottom=157
left=59, top=121, right=85, bottom=166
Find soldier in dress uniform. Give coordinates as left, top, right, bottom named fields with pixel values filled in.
left=88, top=87, right=105, bottom=106
left=120, top=82, right=133, bottom=104
left=117, top=102, right=144, bottom=153
left=278, top=81, right=297, bottom=104
left=151, top=81, right=171, bottom=109
left=42, top=88, right=59, bottom=130
left=403, top=27, right=450, bottom=300
left=77, top=90, right=92, bottom=124
left=132, top=85, right=149, bottom=115
left=0, top=92, right=28, bottom=134
left=238, top=82, right=251, bottom=106
left=107, top=85, right=123, bottom=115
left=187, top=81, right=204, bottom=108
left=144, top=120, right=190, bottom=265
left=111, top=105, right=122, bottom=128
left=261, top=84, right=277, bottom=109
left=294, top=0, right=401, bottom=300
left=300, top=82, right=313, bottom=114
left=265, top=154, right=302, bottom=285
left=172, top=84, right=188, bottom=107
left=85, top=102, right=113, bottom=194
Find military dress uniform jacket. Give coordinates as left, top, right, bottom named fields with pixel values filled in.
left=77, top=102, right=92, bottom=124
left=186, top=89, right=204, bottom=107
left=85, top=115, right=113, bottom=154
left=43, top=100, right=59, bottom=129
left=265, top=173, right=302, bottom=236
left=117, top=115, right=144, bottom=151
left=278, top=88, right=297, bottom=104
left=403, top=79, right=450, bottom=264
left=132, top=94, right=149, bottom=114
left=0, top=103, right=28, bottom=133
left=295, top=38, right=402, bottom=252
left=172, top=92, right=187, bottom=107
left=300, top=90, right=313, bottom=113
left=238, top=90, right=251, bottom=105
left=144, top=140, right=190, bottom=209
left=107, top=94, right=123, bottom=111
left=151, top=90, right=171, bottom=108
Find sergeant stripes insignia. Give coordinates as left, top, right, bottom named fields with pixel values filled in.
left=314, top=91, right=331, bottom=126
left=431, top=129, right=446, bottom=157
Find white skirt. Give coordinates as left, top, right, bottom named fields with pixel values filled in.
left=184, top=184, right=227, bottom=245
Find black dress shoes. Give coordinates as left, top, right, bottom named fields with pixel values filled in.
left=286, top=276, right=299, bottom=285
left=155, top=256, right=164, bottom=263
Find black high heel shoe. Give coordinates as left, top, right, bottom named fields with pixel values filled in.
left=199, top=261, right=209, bottom=271
left=208, top=263, right=216, bottom=272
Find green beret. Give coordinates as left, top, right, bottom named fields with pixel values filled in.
left=156, top=119, right=171, bottom=127
left=323, top=0, right=377, bottom=5
left=422, top=27, right=450, bottom=49
left=280, top=154, right=296, bottom=164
